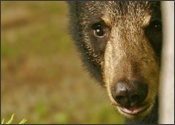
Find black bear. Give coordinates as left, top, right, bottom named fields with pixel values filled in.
left=68, top=1, right=162, bottom=124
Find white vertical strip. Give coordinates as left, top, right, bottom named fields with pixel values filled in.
left=159, top=1, right=174, bottom=124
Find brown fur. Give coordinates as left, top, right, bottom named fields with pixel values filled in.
left=68, top=1, right=162, bottom=124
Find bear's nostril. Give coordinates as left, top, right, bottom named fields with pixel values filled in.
left=115, top=95, right=130, bottom=107
left=116, top=95, right=125, bottom=100
left=129, top=94, right=141, bottom=106
left=130, top=94, right=139, bottom=102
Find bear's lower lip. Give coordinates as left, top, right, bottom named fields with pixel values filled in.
left=117, top=104, right=150, bottom=115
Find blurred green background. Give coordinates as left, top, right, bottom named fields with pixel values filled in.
left=1, top=1, right=124, bottom=124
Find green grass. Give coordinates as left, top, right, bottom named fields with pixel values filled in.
left=1, top=114, right=27, bottom=124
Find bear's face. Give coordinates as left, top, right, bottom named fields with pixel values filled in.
left=68, top=1, right=162, bottom=119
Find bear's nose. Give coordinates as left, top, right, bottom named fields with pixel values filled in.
left=111, top=81, right=148, bottom=108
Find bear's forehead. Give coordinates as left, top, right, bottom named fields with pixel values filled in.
left=80, top=1, right=160, bottom=28
left=83, top=1, right=159, bottom=14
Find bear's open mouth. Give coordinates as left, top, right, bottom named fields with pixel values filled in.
left=117, top=104, right=150, bottom=115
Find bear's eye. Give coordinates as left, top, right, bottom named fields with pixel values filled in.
left=150, top=20, right=162, bottom=32
left=92, top=23, right=105, bottom=37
